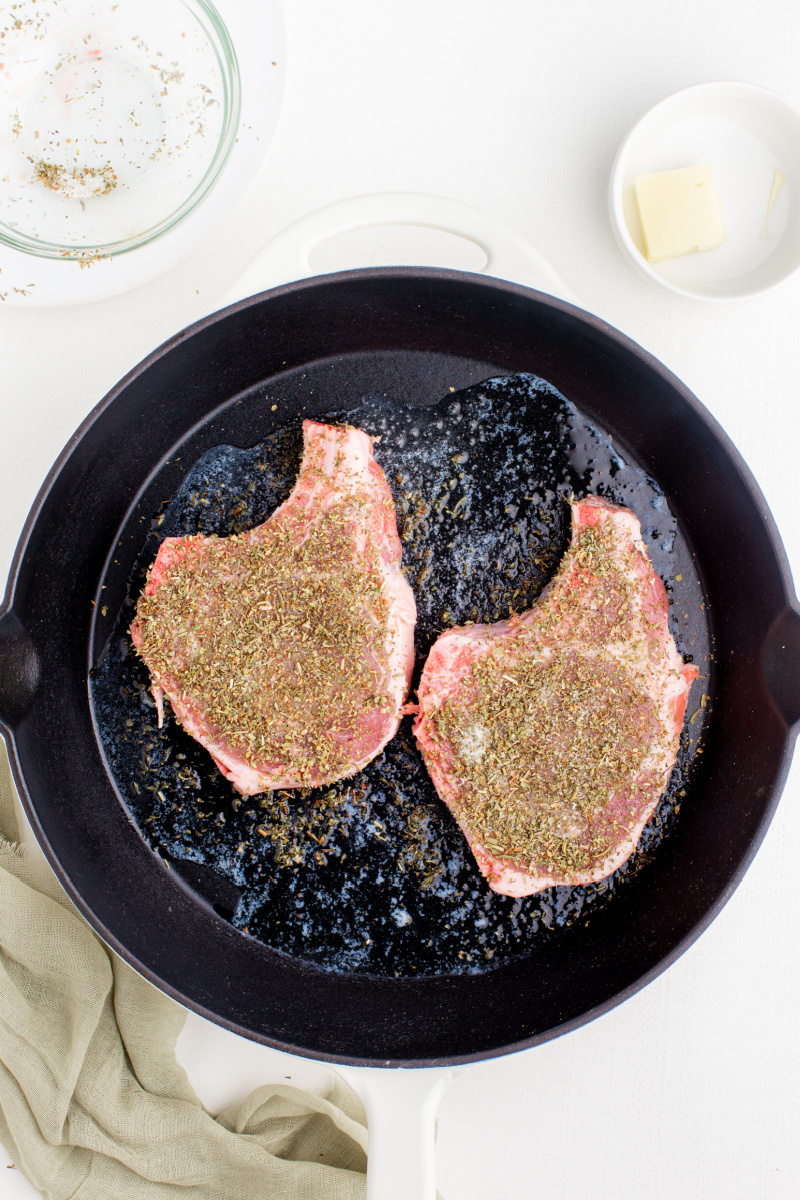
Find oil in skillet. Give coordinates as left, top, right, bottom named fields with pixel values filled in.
left=91, top=373, right=709, bottom=977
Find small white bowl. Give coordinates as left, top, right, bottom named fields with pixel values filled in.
left=609, top=81, right=800, bottom=300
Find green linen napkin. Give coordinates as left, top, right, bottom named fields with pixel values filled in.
left=0, top=744, right=367, bottom=1199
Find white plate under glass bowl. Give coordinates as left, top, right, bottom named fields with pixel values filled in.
left=609, top=81, right=800, bottom=300
left=0, top=0, right=286, bottom=305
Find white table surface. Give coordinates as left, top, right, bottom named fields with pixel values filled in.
left=2, top=1, right=800, bottom=1196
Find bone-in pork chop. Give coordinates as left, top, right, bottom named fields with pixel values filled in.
left=412, top=496, right=698, bottom=896
left=131, top=420, right=416, bottom=794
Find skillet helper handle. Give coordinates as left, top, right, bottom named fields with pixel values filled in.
left=334, top=1064, right=458, bottom=1200
left=217, top=191, right=577, bottom=306
left=762, top=605, right=800, bottom=728
left=0, top=609, right=40, bottom=730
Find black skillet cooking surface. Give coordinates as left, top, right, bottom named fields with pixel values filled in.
left=91, top=374, right=708, bottom=978
left=1, top=270, right=799, bottom=1064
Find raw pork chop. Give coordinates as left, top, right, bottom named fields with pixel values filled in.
left=131, top=420, right=416, bottom=794
left=412, top=496, right=698, bottom=896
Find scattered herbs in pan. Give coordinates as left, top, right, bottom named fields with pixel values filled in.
left=92, top=373, right=711, bottom=977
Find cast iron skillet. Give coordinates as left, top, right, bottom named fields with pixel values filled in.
left=1, top=268, right=799, bottom=1067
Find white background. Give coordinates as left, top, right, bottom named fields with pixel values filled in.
left=2, top=1, right=800, bottom=1197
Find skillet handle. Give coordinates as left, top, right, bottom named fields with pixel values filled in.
left=334, top=1064, right=458, bottom=1200
left=0, top=609, right=40, bottom=730
left=762, top=605, right=800, bottom=728
left=217, top=191, right=578, bottom=306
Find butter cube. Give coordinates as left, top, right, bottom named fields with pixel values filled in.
left=634, top=164, right=727, bottom=263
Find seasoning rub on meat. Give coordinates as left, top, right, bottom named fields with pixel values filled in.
left=131, top=420, right=416, bottom=794
left=412, top=496, right=698, bottom=896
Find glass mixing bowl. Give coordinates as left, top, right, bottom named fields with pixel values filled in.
left=0, top=0, right=240, bottom=259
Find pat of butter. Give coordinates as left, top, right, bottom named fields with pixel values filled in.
left=634, top=164, right=727, bottom=263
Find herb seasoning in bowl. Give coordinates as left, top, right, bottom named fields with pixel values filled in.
left=0, top=0, right=240, bottom=260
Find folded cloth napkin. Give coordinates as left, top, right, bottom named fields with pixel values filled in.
left=0, top=744, right=367, bottom=1199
